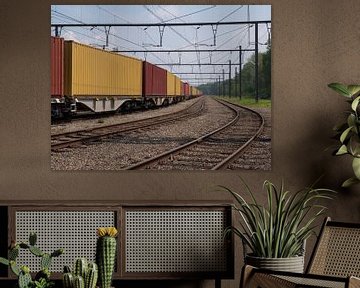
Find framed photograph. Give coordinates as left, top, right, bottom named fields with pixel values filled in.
left=50, top=5, right=271, bottom=171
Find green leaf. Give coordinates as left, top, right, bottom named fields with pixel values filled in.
left=340, top=126, right=353, bottom=143
left=342, top=177, right=360, bottom=188
left=0, top=257, right=9, bottom=266
left=336, top=145, right=348, bottom=155
left=351, top=96, right=360, bottom=111
left=328, top=83, right=351, bottom=97
left=352, top=157, right=360, bottom=179
left=349, top=135, right=360, bottom=156
left=347, top=85, right=360, bottom=97
left=347, top=114, right=356, bottom=128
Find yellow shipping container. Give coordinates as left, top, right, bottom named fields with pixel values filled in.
left=166, top=72, right=176, bottom=96
left=175, top=76, right=181, bottom=96
left=64, top=41, right=142, bottom=97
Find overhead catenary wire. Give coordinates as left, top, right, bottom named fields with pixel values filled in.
left=51, top=5, right=270, bottom=90
left=52, top=9, right=169, bottom=66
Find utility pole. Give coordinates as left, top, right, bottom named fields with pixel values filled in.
left=239, top=45, right=242, bottom=99
left=229, top=60, right=232, bottom=98
left=255, top=22, right=259, bottom=103
left=218, top=76, right=221, bottom=96
left=235, top=67, right=238, bottom=99
left=222, top=69, right=225, bottom=97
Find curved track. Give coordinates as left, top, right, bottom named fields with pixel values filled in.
left=51, top=98, right=205, bottom=151
left=124, top=99, right=265, bottom=170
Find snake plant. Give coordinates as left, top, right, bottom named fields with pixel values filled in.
left=328, top=83, right=360, bottom=187
left=222, top=179, right=334, bottom=258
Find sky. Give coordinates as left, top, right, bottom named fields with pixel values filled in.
left=51, top=5, right=271, bottom=86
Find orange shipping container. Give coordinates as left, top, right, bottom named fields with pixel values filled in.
left=64, top=41, right=142, bottom=97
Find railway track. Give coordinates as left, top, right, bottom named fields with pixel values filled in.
left=51, top=97, right=205, bottom=151
left=124, top=99, right=265, bottom=170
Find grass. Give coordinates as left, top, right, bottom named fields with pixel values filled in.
left=214, top=95, right=271, bottom=108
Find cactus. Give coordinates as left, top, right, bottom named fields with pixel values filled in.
left=0, top=233, right=63, bottom=288
left=29, top=232, right=37, bottom=246
left=96, top=227, right=118, bottom=288
left=85, top=263, right=98, bottom=288
left=74, top=258, right=87, bottom=279
left=9, top=246, right=19, bottom=260
left=10, top=260, right=21, bottom=276
left=63, top=272, right=74, bottom=288
left=18, top=267, right=32, bottom=288
left=51, top=248, right=64, bottom=258
left=35, top=268, right=51, bottom=283
left=73, top=275, right=85, bottom=288
left=0, top=257, right=9, bottom=266
left=29, top=245, right=44, bottom=257
left=63, top=259, right=98, bottom=288
left=41, top=253, right=52, bottom=270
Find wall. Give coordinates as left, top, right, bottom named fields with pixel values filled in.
left=1, top=1, right=360, bottom=287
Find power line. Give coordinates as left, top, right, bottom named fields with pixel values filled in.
left=217, top=6, right=243, bottom=23
left=159, top=5, right=217, bottom=23
left=143, top=5, right=194, bottom=47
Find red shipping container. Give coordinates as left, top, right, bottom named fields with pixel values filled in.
left=181, top=81, right=185, bottom=96
left=184, top=82, right=190, bottom=96
left=51, top=36, right=64, bottom=97
left=143, top=61, right=167, bottom=96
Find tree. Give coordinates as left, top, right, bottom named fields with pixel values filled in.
left=198, top=44, right=271, bottom=99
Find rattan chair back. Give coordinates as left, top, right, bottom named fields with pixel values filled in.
left=307, top=217, right=360, bottom=278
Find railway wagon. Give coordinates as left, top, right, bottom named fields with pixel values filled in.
left=51, top=37, right=203, bottom=119
left=183, top=82, right=190, bottom=99
left=166, top=72, right=183, bottom=105
left=190, top=86, right=202, bottom=97
left=51, top=37, right=74, bottom=118
left=64, top=40, right=143, bottom=113
left=142, top=61, right=167, bottom=108
left=51, top=37, right=64, bottom=97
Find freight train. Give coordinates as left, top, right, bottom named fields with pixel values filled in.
left=51, top=36, right=202, bottom=119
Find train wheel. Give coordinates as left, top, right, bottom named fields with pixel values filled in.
left=163, top=99, right=169, bottom=107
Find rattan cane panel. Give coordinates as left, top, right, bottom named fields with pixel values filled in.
left=277, top=275, right=345, bottom=288
left=15, top=211, right=115, bottom=272
left=310, top=226, right=360, bottom=277
left=125, top=210, right=227, bottom=273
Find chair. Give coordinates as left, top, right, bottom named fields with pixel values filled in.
left=241, top=217, right=360, bottom=288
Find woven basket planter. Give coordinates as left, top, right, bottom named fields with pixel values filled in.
left=245, top=254, right=305, bottom=273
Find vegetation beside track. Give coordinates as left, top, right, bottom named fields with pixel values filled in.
left=214, top=96, right=271, bottom=108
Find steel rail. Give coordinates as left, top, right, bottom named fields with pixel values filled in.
left=124, top=98, right=264, bottom=170
left=211, top=100, right=265, bottom=170
left=51, top=98, right=205, bottom=151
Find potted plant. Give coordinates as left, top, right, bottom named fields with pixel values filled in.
left=222, top=179, right=334, bottom=273
left=0, top=232, right=63, bottom=288
left=328, top=83, right=360, bottom=187
left=62, top=258, right=98, bottom=288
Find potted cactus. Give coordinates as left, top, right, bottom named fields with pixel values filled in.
left=62, top=258, right=98, bottom=288
left=0, top=232, right=63, bottom=288
left=96, top=227, right=118, bottom=288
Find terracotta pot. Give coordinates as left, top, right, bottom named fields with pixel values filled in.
left=245, top=254, right=305, bottom=273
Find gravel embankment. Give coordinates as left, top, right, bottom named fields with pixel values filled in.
left=51, top=97, right=236, bottom=170
left=51, top=98, right=200, bottom=135
left=229, top=107, right=272, bottom=170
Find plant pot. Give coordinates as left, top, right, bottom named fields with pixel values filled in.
left=245, top=254, right=305, bottom=273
